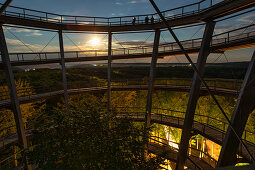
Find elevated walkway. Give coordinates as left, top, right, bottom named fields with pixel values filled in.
left=0, top=83, right=239, bottom=108
left=0, top=0, right=254, bottom=32
left=1, top=24, right=255, bottom=66
left=117, top=112, right=255, bottom=163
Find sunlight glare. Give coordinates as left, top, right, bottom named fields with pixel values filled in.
left=90, top=38, right=100, bottom=46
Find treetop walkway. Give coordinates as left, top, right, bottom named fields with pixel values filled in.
left=1, top=0, right=255, bottom=168
left=1, top=0, right=255, bottom=32
left=0, top=78, right=242, bottom=108
left=1, top=23, right=255, bottom=66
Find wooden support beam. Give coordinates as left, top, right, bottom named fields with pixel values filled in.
left=0, top=25, right=31, bottom=169
left=176, top=21, right=215, bottom=170
left=217, top=50, right=255, bottom=167
left=58, top=30, right=69, bottom=113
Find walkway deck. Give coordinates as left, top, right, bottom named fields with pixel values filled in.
left=0, top=0, right=254, bottom=32
left=117, top=113, right=255, bottom=163
left=0, top=85, right=239, bottom=108
left=2, top=25, right=255, bottom=66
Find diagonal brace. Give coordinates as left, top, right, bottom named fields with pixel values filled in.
left=148, top=0, right=255, bottom=165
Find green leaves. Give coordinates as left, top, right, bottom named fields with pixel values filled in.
left=29, top=94, right=164, bottom=169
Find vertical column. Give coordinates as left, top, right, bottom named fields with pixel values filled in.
left=145, top=29, right=160, bottom=129
left=176, top=21, right=215, bottom=170
left=58, top=30, right=69, bottom=113
left=107, top=31, right=112, bottom=112
left=217, top=50, right=255, bottom=167
left=0, top=25, right=30, bottom=169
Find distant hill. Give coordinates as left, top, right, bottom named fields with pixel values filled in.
left=70, top=62, right=250, bottom=68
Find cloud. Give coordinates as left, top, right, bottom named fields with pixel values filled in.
left=29, top=31, right=43, bottom=36
left=114, top=40, right=153, bottom=47
left=111, top=13, right=126, bottom=16
left=6, top=27, right=43, bottom=36
left=128, top=0, right=146, bottom=4
left=15, top=28, right=32, bottom=33
left=214, top=23, right=255, bottom=35
left=237, top=13, right=255, bottom=23
left=129, top=1, right=137, bottom=4
left=115, top=2, right=122, bottom=5
left=6, top=38, right=22, bottom=46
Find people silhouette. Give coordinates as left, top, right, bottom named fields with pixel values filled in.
left=145, top=16, right=149, bottom=24
left=132, top=17, right=136, bottom=25
left=151, top=16, right=154, bottom=24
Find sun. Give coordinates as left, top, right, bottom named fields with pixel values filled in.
left=90, top=38, right=100, bottom=46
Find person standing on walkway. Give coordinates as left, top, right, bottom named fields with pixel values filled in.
left=151, top=16, right=154, bottom=24
left=145, top=16, right=149, bottom=24
left=132, top=17, right=136, bottom=25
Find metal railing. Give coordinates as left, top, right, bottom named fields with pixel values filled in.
left=116, top=107, right=255, bottom=164
left=0, top=78, right=242, bottom=101
left=3, top=23, right=255, bottom=64
left=149, top=135, right=217, bottom=168
left=116, top=107, right=255, bottom=147
left=0, top=0, right=222, bottom=26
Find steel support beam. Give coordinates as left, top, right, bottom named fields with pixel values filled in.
left=149, top=0, right=255, bottom=163
left=0, top=25, right=31, bottom=169
left=0, top=0, right=13, bottom=14
left=176, top=21, right=215, bottom=170
left=107, top=32, right=112, bottom=112
left=58, top=30, right=69, bottom=113
left=145, top=29, right=161, bottom=129
left=217, top=50, right=255, bottom=167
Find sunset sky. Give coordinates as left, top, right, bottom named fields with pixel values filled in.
left=3, top=0, right=255, bottom=64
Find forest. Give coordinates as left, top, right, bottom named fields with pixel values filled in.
left=0, top=65, right=254, bottom=169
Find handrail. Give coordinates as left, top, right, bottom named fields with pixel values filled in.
left=0, top=78, right=242, bottom=101
left=0, top=0, right=221, bottom=26
left=149, top=135, right=217, bottom=168
left=3, top=24, right=255, bottom=63
left=116, top=107, right=255, bottom=146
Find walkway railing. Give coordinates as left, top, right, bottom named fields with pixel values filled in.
left=149, top=135, right=217, bottom=168
left=0, top=78, right=242, bottom=101
left=116, top=107, right=255, bottom=146
left=3, top=23, right=255, bottom=63
left=0, top=0, right=221, bottom=26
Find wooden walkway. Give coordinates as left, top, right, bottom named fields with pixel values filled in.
left=116, top=113, right=255, bottom=163
left=0, top=85, right=238, bottom=108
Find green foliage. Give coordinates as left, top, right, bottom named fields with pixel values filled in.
left=0, top=80, right=45, bottom=138
left=29, top=94, right=164, bottom=169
